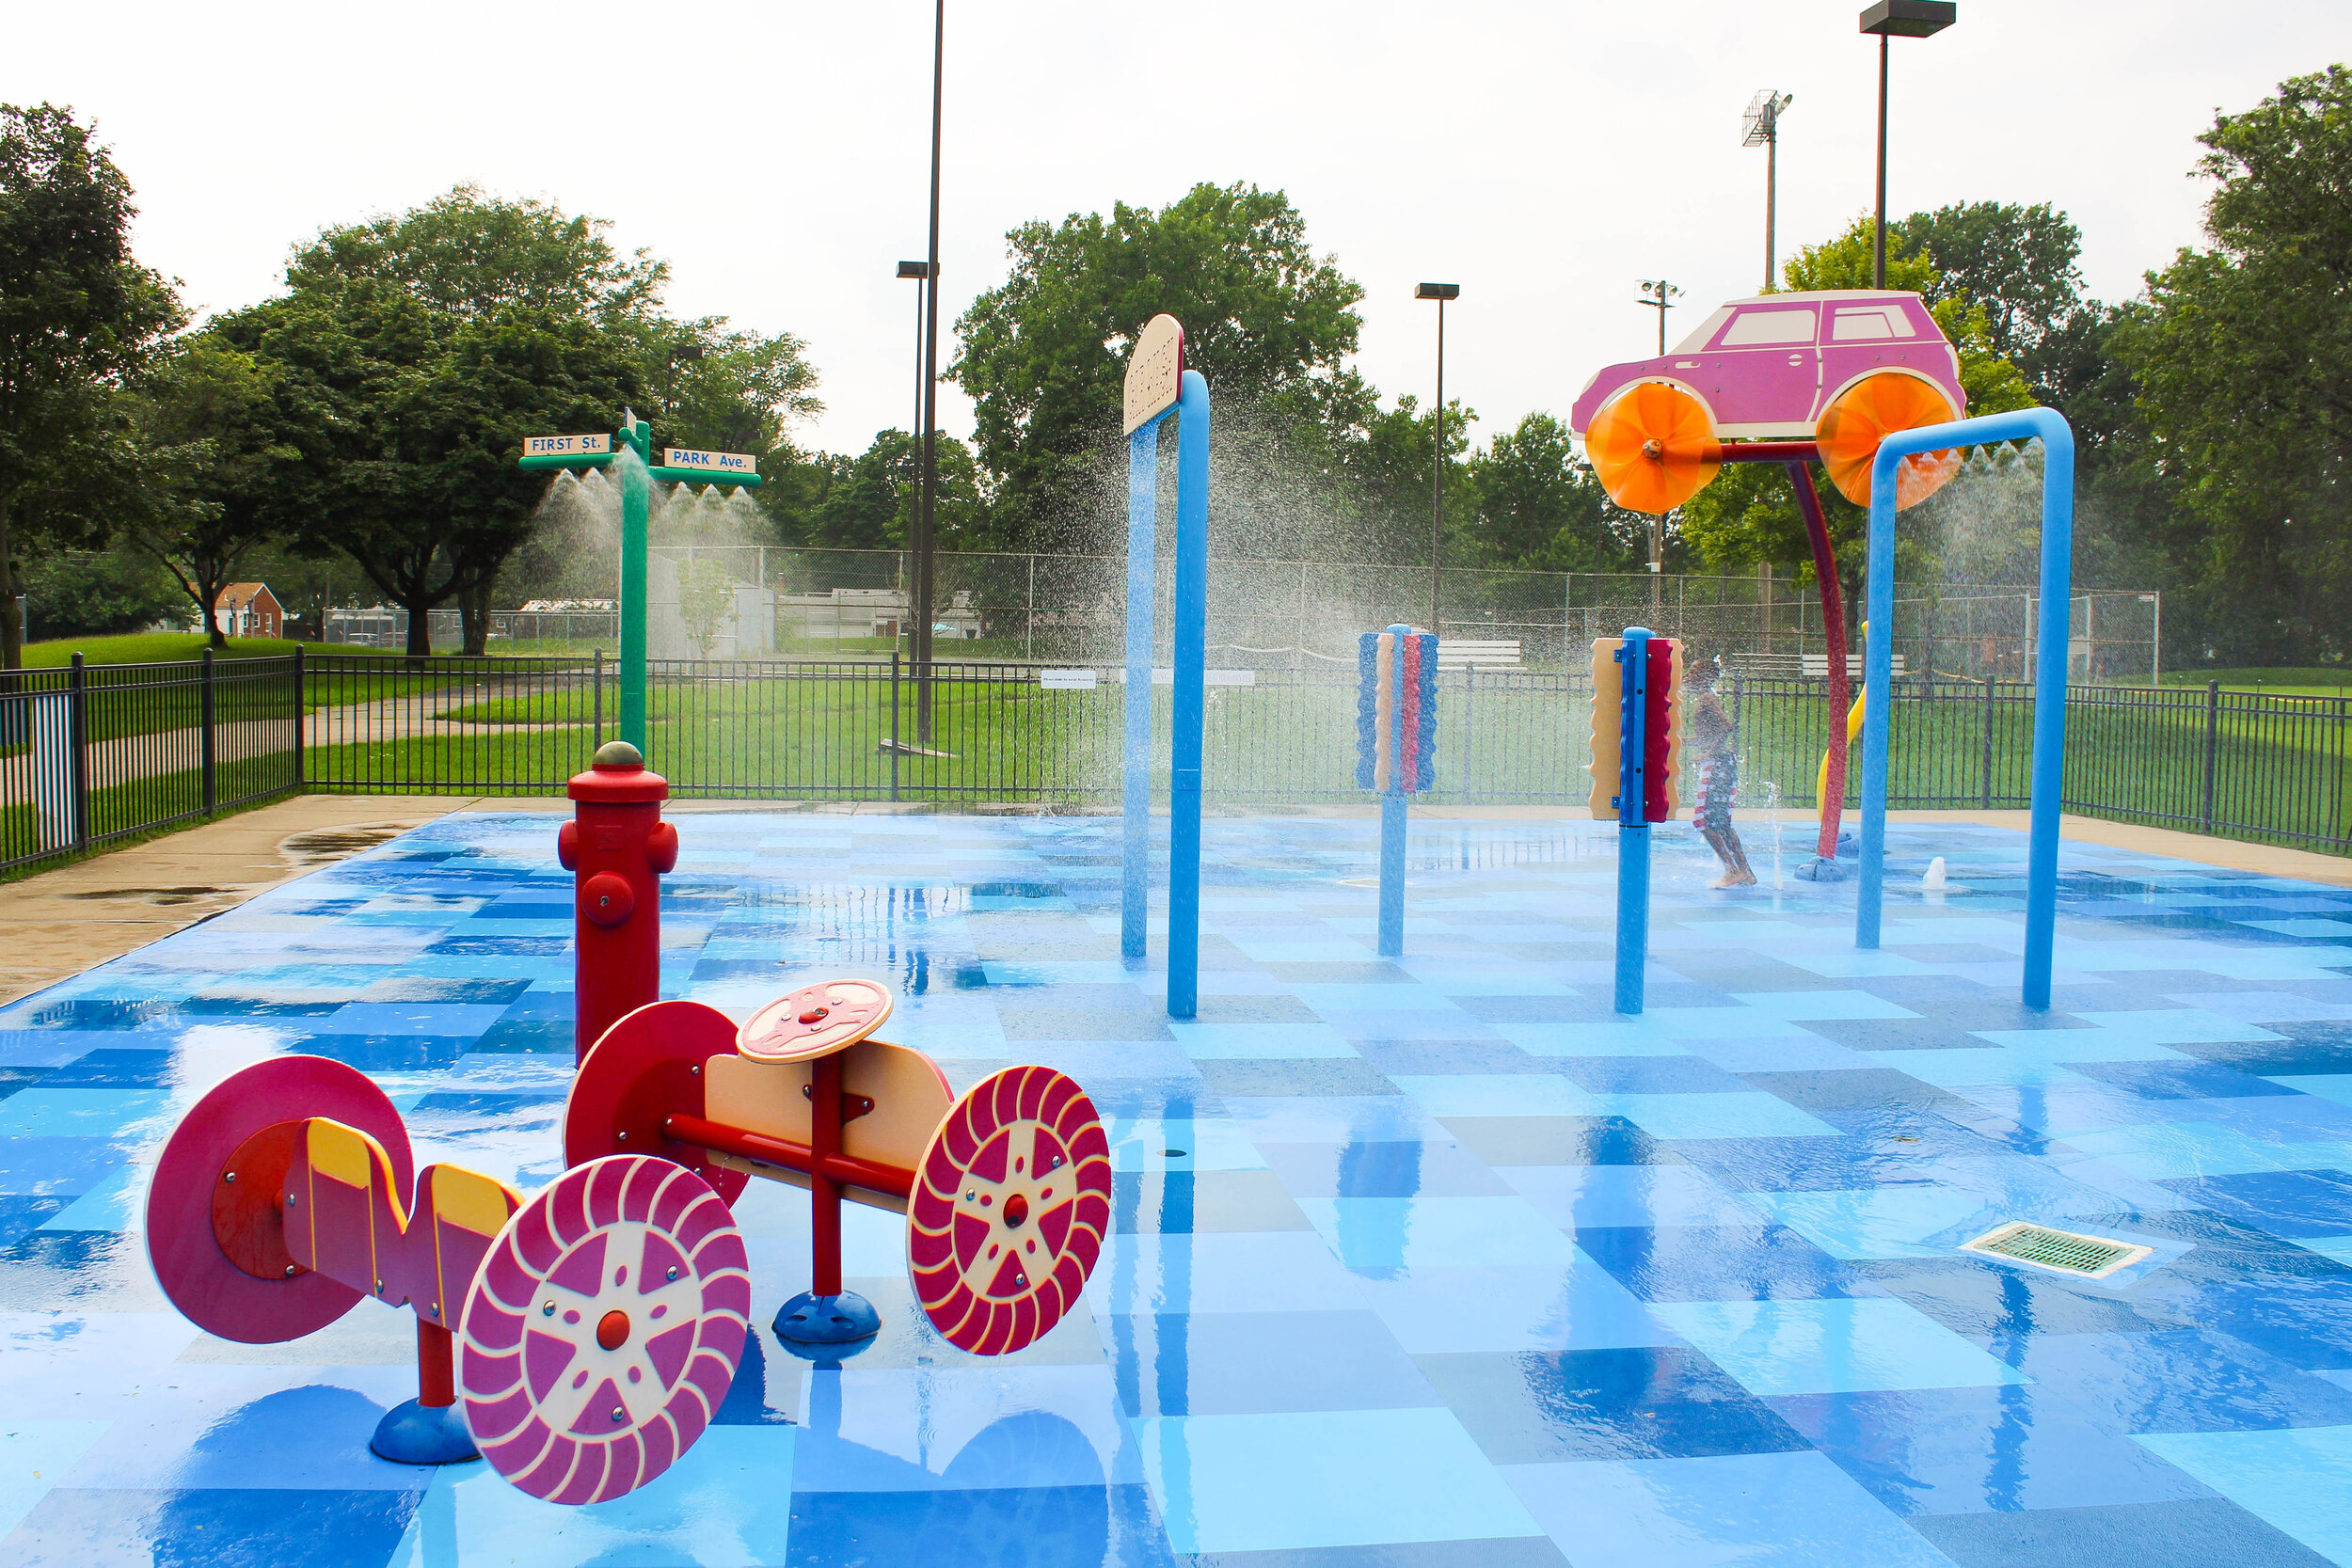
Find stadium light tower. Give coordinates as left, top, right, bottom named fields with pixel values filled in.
left=1742, top=90, right=1795, bottom=291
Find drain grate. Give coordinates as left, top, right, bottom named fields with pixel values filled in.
left=1963, top=1222, right=2152, bottom=1279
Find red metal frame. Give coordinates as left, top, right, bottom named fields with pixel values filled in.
left=1716, top=441, right=1851, bottom=858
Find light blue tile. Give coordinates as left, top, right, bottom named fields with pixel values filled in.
left=1502, top=1450, right=1962, bottom=1567
left=2294, top=1237, right=2352, bottom=1266
left=1499, top=1021, right=1696, bottom=1057
left=1744, top=1187, right=1994, bottom=1260
left=1355, top=1259, right=1681, bottom=1354
left=1889, top=1051, right=2105, bottom=1089
left=1287, top=983, right=1473, bottom=1015
left=1295, top=1195, right=1581, bottom=1271
left=1782, top=950, right=1938, bottom=978
left=36, top=1165, right=141, bottom=1231
left=1591, top=1091, right=1841, bottom=1140
left=1499, top=1164, right=1767, bottom=1229
left=2271, top=1076, right=2352, bottom=1110
left=979, top=960, right=1140, bottom=987
left=1165, top=1020, right=1359, bottom=1059
left=1219, top=1095, right=1447, bottom=1144
left=1390, top=1074, right=1603, bottom=1118
left=1648, top=1298, right=2032, bottom=1397
left=0, top=1088, right=169, bottom=1139
left=1729, top=990, right=1922, bottom=1022
left=1130, top=1407, right=1545, bottom=1554
left=312, top=1002, right=507, bottom=1037
left=1084, top=1231, right=1369, bottom=1316
left=1104, top=1117, right=1267, bottom=1173
left=384, top=1427, right=798, bottom=1566
left=2132, top=1426, right=2352, bottom=1565
left=2054, top=1120, right=2325, bottom=1180
left=0, top=1419, right=109, bottom=1538
left=803, top=1365, right=1138, bottom=1490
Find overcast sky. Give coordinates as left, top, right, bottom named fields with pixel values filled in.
left=9, top=2, right=2346, bottom=458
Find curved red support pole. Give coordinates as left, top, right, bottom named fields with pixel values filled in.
left=1787, top=462, right=1851, bottom=859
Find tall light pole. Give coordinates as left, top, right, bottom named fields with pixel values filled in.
left=1415, top=282, right=1458, bottom=635
left=1741, top=90, right=1794, bottom=291
left=1860, top=1, right=1956, bottom=288
left=914, top=0, right=946, bottom=739
left=1636, top=277, right=1679, bottom=356
left=1635, top=278, right=1682, bottom=610
left=897, top=259, right=929, bottom=439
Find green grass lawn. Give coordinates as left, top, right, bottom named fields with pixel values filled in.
left=2162, top=667, right=2352, bottom=696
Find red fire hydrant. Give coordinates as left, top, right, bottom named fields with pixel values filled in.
left=557, top=740, right=678, bottom=1064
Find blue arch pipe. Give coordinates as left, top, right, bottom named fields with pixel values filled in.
left=1378, top=623, right=1411, bottom=958
left=1857, top=406, right=2074, bottom=1008
left=1121, top=371, right=1211, bottom=1018
left=1614, top=626, right=1653, bottom=1015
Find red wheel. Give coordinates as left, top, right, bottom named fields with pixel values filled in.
left=738, top=979, right=893, bottom=1063
left=564, top=1001, right=747, bottom=1207
left=907, top=1067, right=1113, bottom=1355
left=146, top=1056, right=414, bottom=1345
left=456, top=1155, right=750, bottom=1505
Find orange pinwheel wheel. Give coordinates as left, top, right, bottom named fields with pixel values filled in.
left=1815, top=373, right=1962, bottom=511
left=1583, top=383, right=1723, bottom=515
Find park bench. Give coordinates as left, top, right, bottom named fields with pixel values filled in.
left=1438, top=639, right=1522, bottom=670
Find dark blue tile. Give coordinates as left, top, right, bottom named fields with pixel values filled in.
left=1855, top=1258, right=2191, bottom=1338
left=3, top=1486, right=422, bottom=1567
left=787, top=1481, right=1169, bottom=1568
left=2160, top=1277, right=2352, bottom=1368
left=1197, top=1059, right=1400, bottom=1098
left=280, top=1035, right=470, bottom=1071
left=2069, top=1060, right=2299, bottom=1100
left=408, top=1089, right=564, bottom=1115
left=180, top=996, right=347, bottom=1018
left=2, top=998, right=174, bottom=1032
left=0, top=1067, right=48, bottom=1099
left=1418, top=1344, right=1811, bottom=1462
left=358, top=977, right=532, bottom=1005
left=423, top=934, right=571, bottom=955
left=2155, top=1169, right=2352, bottom=1239
left=0, top=1137, right=117, bottom=1197
left=2090, top=1208, right=2352, bottom=1288
left=1907, top=1497, right=2335, bottom=1567
left=1549, top=1056, right=1753, bottom=1095
left=466, top=1019, right=573, bottom=1053
left=0, top=1193, right=68, bottom=1246
left=1577, top=1224, right=1870, bottom=1302
left=44, top=1049, right=175, bottom=1087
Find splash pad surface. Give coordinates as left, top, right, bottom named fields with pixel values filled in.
left=5, top=810, right=2352, bottom=1565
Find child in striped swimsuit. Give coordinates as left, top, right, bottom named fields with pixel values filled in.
left=1687, top=659, right=1756, bottom=889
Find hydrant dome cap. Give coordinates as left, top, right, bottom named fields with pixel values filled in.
left=593, top=740, right=644, bottom=770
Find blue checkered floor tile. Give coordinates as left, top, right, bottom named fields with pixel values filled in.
left=7, top=810, right=2352, bottom=1566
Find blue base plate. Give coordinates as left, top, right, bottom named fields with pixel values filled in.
left=370, top=1399, right=478, bottom=1465
left=775, top=1290, right=882, bottom=1344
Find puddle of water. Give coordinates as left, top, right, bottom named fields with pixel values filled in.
left=61, top=886, right=227, bottom=905
left=279, top=825, right=413, bottom=866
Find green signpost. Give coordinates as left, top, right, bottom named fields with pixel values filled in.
left=518, top=414, right=764, bottom=752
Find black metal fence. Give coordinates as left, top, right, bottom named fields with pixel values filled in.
left=7, top=652, right=2348, bottom=876
left=1, top=652, right=304, bottom=876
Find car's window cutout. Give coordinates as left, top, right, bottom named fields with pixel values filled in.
left=1717, top=308, right=1818, bottom=347
left=1832, top=307, right=1914, bottom=341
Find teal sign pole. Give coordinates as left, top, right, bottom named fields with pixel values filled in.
left=519, top=415, right=760, bottom=753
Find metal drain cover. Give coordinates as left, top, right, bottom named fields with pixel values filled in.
left=1963, top=1222, right=2151, bottom=1279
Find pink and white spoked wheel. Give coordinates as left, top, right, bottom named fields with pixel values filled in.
left=908, top=1066, right=1113, bottom=1355
left=456, top=1156, right=750, bottom=1505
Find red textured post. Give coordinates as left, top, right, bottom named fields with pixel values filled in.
left=1788, top=462, right=1851, bottom=859
left=808, top=1053, right=845, bottom=1298
left=557, top=741, right=679, bottom=1065
left=416, top=1319, right=456, bottom=1408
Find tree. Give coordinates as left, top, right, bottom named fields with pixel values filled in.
left=2119, top=65, right=2352, bottom=664
left=1679, top=214, right=2035, bottom=584
left=0, top=103, right=183, bottom=667
left=1893, top=201, right=2095, bottom=406
left=804, top=428, right=990, bottom=553
left=227, top=188, right=670, bottom=655
left=123, top=337, right=306, bottom=648
left=18, top=545, right=182, bottom=640
left=1465, top=413, right=1641, bottom=574
left=951, top=182, right=1364, bottom=545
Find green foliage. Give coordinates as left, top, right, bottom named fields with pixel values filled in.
left=1463, top=412, right=1641, bottom=573
left=951, top=182, right=1363, bottom=545
left=2117, top=65, right=2352, bottom=665
left=800, top=429, right=992, bottom=553
left=221, top=187, right=657, bottom=655
left=1892, top=202, right=2094, bottom=406
left=0, top=103, right=184, bottom=666
left=674, top=556, right=736, bottom=658
left=19, top=546, right=183, bottom=638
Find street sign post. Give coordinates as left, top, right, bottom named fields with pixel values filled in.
left=518, top=415, right=763, bottom=751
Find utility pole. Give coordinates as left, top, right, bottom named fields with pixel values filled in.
left=1415, top=283, right=1459, bottom=636
left=1634, top=277, right=1680, bottom=614
left=914, top=0, right=946, bottom=740
left=1741, top=90, right=1794, bottom=291
left=1636, top=277, right=1679, bottom=356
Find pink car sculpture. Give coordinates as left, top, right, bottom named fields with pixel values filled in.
left=1570, top=290, right=1967, bottom=513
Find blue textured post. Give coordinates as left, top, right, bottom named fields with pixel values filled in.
left=1121, top=421, right=1160, bottom=960
left=1166, top=370, right=1212, bottom=1019
left=1378, top=623, right=1410, bottom=957
left=1860, top=409, right=2074, bottom=1006
left=1615, top=626, right=1653, bottom=1016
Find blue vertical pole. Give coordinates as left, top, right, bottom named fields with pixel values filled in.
left=1121, top=420, right=1161, bottom=961
left=1378, top=623, right=1410, bottom=958
left=1167, top=371, right=1211, bottom=1019
left=1859, top=410, right=2074, bottom=1006
left=1615, top=626, right=1652, bottom=1015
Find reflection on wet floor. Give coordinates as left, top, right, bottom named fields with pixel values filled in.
left=3, top=811, right=2352, bottom=1565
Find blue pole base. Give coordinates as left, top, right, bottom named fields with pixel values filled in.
left=1377, top=791, right=1407, bottom=958
left=775, top=1291, right=881, bottom=1345
left=370, top=1400, right=478, bottom=1465
left=1793, top=857, right=1848, bottom=883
